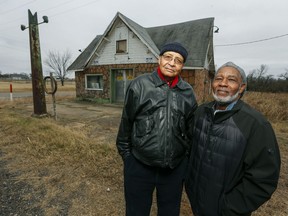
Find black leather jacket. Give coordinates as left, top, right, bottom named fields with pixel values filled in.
left=116, top=71, right=197, bottom=168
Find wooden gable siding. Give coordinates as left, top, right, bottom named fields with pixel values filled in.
left=90, top=21, right=157, bottom=66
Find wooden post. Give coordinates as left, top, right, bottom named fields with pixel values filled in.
left=28, top=9, right=47, bottom=116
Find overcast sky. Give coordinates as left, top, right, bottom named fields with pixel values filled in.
left=0, top=0, right=287, bottom=78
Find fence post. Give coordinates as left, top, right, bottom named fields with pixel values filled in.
left=10, top=83, right=13, bottom=101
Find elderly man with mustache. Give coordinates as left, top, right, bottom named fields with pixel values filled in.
left=185, top=62, right=281, bottom=216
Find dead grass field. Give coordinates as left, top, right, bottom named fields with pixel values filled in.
left=0, top=81, right=287, bottom=215
left=0, top=80, right=75, bottom=92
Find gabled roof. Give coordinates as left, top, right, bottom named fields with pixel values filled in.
left=118, top=13, right=160, bottom=57
left=68, top=35, right=102, bottom=71
left=68, top=12, right=214, bottom=71
left=146, top=17, right=214, bottom=67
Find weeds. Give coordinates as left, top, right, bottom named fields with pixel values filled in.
left=0, top=91, right=287, bottom=215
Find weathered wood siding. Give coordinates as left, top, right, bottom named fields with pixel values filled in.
left=90, top=21, right=158, bottom=66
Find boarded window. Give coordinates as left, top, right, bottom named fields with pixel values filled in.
left=116, top=40, right=127, bottom=53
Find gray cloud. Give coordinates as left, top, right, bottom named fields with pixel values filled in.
left=0, top=0, right=287, bottom=77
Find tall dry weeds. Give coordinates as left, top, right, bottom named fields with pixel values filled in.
left=242, top=92, right=288, bottom=121
left=0, top=91, right=287, bottom=215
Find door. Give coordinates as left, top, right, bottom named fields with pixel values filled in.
left=112, top=69, right=133, bottom=103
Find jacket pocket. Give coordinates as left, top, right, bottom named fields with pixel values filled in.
left=176, top=114, right=187, bottom=140
left=135, top=116, right=154, bottom=137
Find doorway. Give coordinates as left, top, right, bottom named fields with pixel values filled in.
left=111, top=69, right=133, bottom=103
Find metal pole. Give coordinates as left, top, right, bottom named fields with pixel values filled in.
left=28, top=9, right=47, bottom=116
left=44, top=73, right=58, bottom=120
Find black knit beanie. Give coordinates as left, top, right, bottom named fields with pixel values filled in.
left=159, top=42, right=188, bottom=62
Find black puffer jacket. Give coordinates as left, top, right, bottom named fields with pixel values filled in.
left=185, top=100, right=281, bottom=216
left=116, top=71, right=197, bottom=169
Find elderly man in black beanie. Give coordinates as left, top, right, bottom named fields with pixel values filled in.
left=116, top=42, right=197, bottom=216
left=185, top=62, right=281, bottom=216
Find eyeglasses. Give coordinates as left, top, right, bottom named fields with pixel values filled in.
left=161, top=54, right=184, bottom=65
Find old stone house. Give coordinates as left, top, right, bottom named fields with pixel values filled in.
left=68, top=12, right=216, bottom=103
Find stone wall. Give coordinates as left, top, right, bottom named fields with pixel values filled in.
left=75, top=64, right=212, bottom=103
left=75, top=63, right=158, bottom=100
left=193, top=69, right=212, bottom=102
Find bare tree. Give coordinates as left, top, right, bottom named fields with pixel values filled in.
left=44, top=50, right=72, bottom=86
left=256, top=64, right=268, bottom=80
left=247, top=65, right=270, bottom=91
left=247, top=69, right=256, bottom=79
left=247, top=64, right=268, bottom=80
left=247, top=66, right=288, bottom=92
left=279, top=69, right=288, bottom=81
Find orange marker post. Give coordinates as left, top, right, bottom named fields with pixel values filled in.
left=10, top=83, right=13, bottom=101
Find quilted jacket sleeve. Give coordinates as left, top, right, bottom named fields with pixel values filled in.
left=222, top=121, right=281, bottom=215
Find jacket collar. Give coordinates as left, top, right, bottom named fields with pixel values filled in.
left=152, top=70, right=188, bottom=90
left=203, top=100, right=244, bottom=123
left=205, top=100, right=244, bottom=110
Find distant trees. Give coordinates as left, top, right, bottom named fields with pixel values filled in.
left=44, top=50, right=72, bottom=86
left=0, top=72, right=30, bottom=80
left=247, top=65, right=288, bottom=92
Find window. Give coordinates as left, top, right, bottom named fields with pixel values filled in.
left=116, top=40, right=127, bottom=53
left=86, top=75, right=103, bottom=90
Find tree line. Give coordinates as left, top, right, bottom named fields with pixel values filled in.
left=247, top=65, right=288, bottom=93
left=1, top=53, right=287, bottom=93
left=0, top=72, right=30, bottom=80
left=0, top=50, right=73, bottom=86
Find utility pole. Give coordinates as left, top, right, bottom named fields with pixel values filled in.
left=21, top=10, right=48, bottom=117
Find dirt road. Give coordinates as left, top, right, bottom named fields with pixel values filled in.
left=0, top=100, right=125, bottom=215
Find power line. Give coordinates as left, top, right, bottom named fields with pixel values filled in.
left=0, top=0, right=36, bottom=15
left=0, top=0, right=99, bottom=31
left=38, top=0, right=79, bottom=13
left=47, top=0, right=99, bottom=18
left=215, top=33, right=288, bottom=47
left=0, top=0, right=78, bottom=27
left=0, top=0, right=100, bottom=51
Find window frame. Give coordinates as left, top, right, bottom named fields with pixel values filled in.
left=85, top=74, right=104, bottom=90
left=116, top=39, right=127, bottom=54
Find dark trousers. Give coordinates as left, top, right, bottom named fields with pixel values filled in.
left=124, top=155, right=187, bottom=216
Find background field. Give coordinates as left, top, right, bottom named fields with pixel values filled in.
left=0, top=80, right=287, bottom=215
left=0, top=80, right=75, bottom=92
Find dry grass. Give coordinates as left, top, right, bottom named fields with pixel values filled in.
left=0, top=80, right=75, bottom=92
left=243, top=92, right=288, bottom=121
left=0, top=96, right=125, bottom=215
left=0, top=90, right=287, bottom=215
